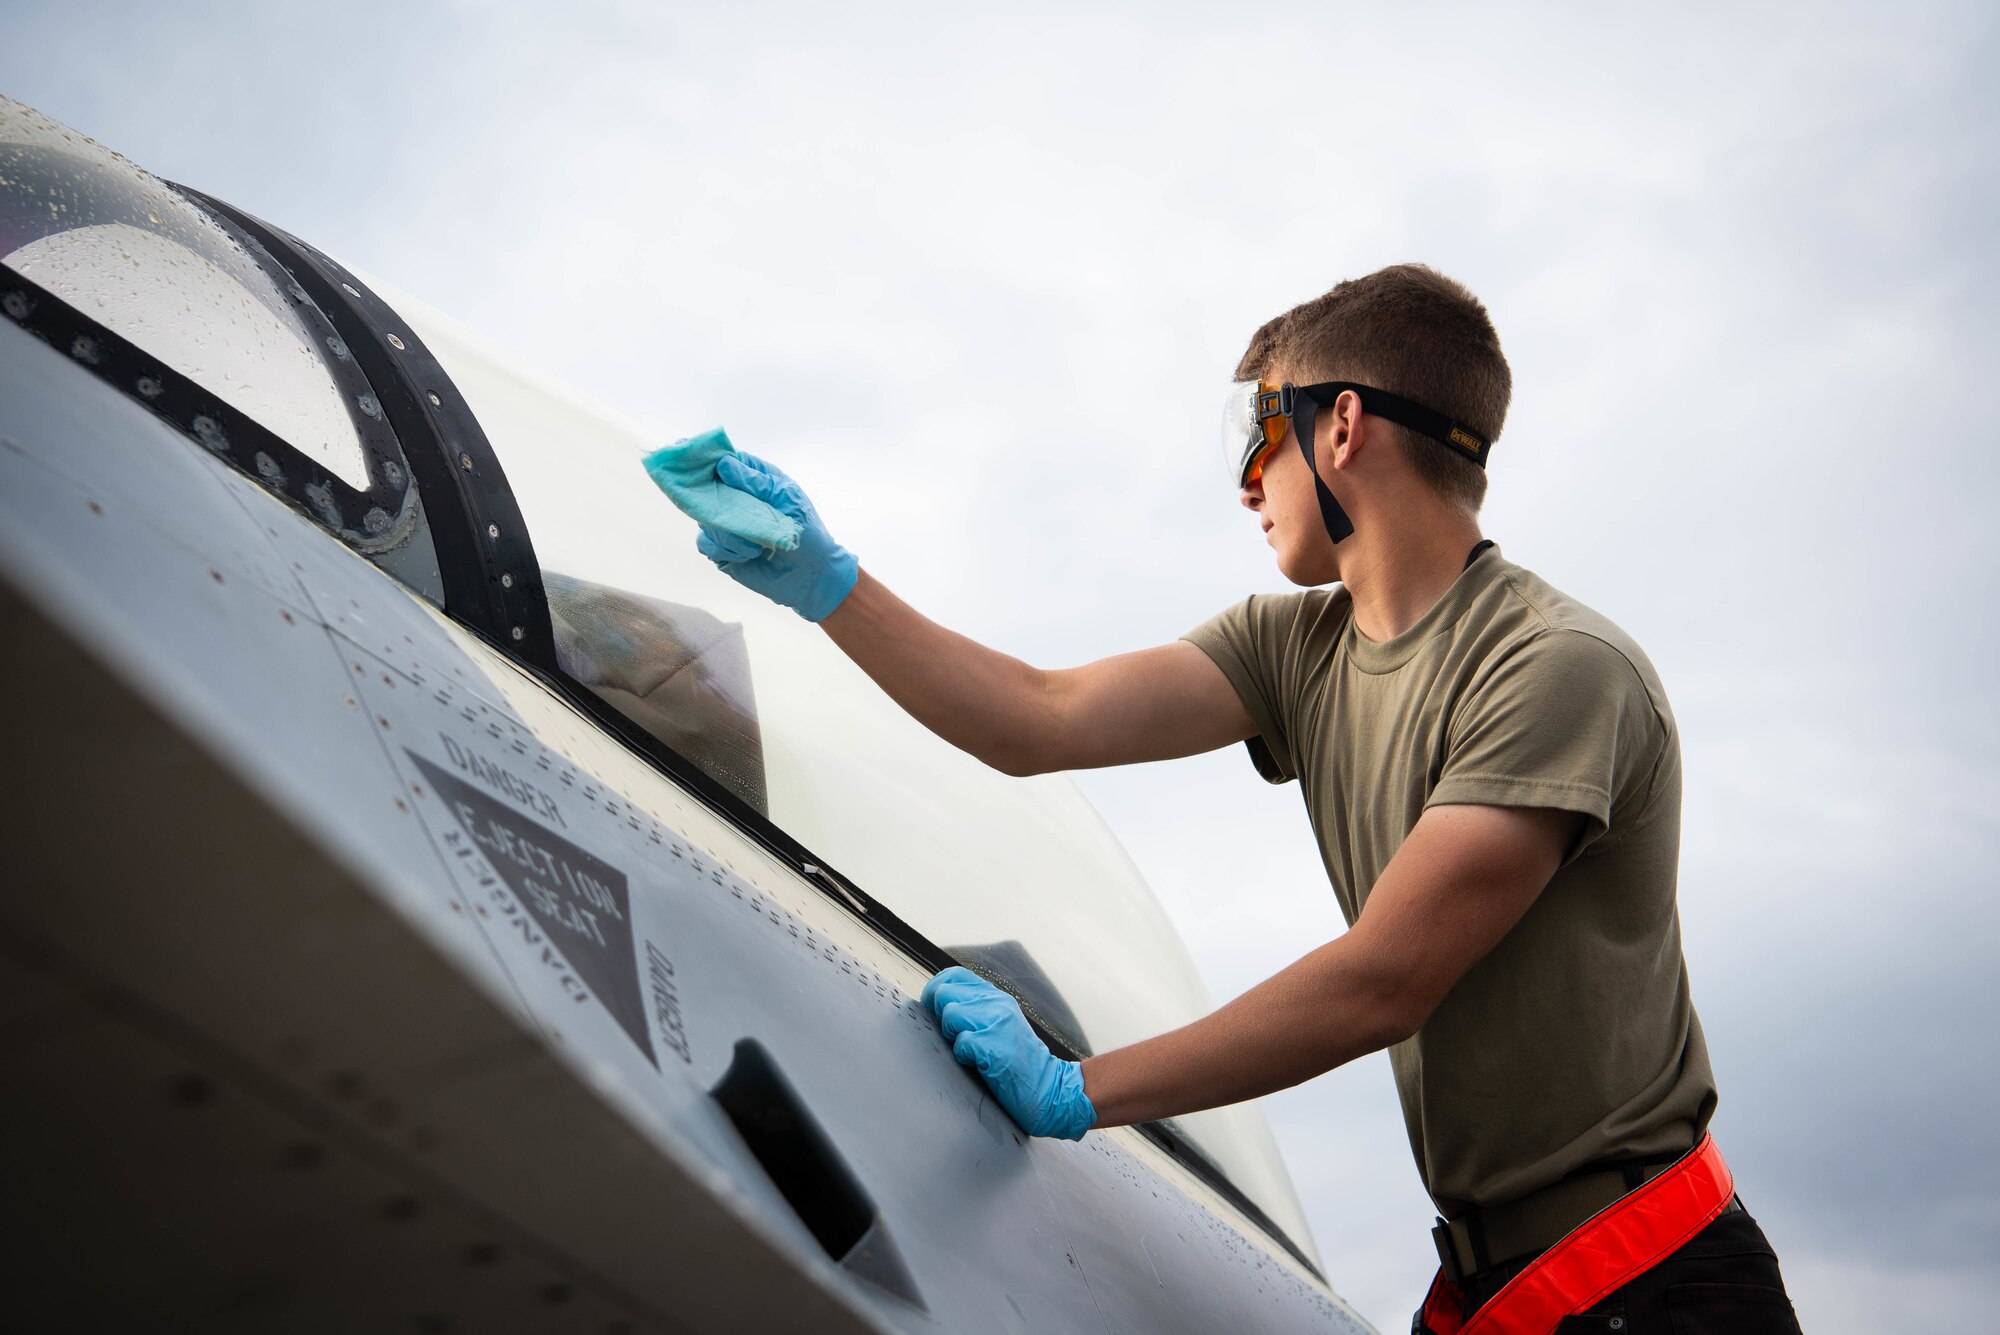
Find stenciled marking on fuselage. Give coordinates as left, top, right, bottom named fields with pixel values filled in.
left=409, top=749, right=657, bottom=1068
left=456, top=808, right=622, bottom=946
left=438, top=732, right=566, bottom=828
left=644, top=941, right=692, bottom=1065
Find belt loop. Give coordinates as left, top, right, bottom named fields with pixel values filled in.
left=1431, top=1218, right=1463, bottom=1284
left=1467, top=1211, right=1491, bottom=1275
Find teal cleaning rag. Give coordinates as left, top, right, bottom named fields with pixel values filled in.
left=642, top=427, right=802, bottom=552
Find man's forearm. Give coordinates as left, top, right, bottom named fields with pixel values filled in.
left=820, top=568, right=1058, bottom=775
left=1078, top=804, right=1576, bottom=1129
left=1079, top=933, right=1416, bottom=1129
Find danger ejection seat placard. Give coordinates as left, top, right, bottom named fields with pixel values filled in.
left=409, top=750, right=655, bottom=1067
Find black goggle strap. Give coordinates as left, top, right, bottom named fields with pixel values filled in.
left=1287, top=381, right=1493, bottom=469
left=1290, top=392, right=1356, bottom=546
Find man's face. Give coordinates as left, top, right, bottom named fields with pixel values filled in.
left=1240, top=427, right=1339, bottom=586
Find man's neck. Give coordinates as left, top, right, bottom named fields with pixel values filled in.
left=1336, top=510, right=1486, bottom=642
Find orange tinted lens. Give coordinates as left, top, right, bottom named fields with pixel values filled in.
left=1254, top=385, right=1290, bottom=476
left=1236, top=383, right=1293, bottom=487
left=1244, top=441, right=1276, bottom=484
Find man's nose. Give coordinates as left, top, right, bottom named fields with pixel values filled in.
left=1239, top=480, right=1263, bottom=511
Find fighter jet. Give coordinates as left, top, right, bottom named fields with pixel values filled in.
left=0, top=94, right=1373, bottom=1333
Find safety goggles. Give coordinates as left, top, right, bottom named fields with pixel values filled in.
left=1222, top=382, right=1290, bottom=487
left=1222, top=379, right=1493, bottom=490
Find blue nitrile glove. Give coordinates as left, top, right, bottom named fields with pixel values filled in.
left=692, top=452, right=859, bottom=622
left=921, top=966, right=1096, bottom=1141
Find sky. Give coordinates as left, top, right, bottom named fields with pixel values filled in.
left=7, top=1, right=1997, bottom=1327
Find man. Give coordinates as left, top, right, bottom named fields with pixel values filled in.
left=680, top=265, right=1800, bottom=1332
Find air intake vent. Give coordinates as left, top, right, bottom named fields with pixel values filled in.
left=710, top=1040, right=924, bottom=1310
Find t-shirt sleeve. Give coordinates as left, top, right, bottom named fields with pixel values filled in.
left=1182, top=594, right=1305, bottom=784
left=1428, top=628, right=1665, bottom=851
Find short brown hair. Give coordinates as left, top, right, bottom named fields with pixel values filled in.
left=1236, top=264, right=1510, bottom=513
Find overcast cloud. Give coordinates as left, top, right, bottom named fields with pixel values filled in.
left=7, top=1, right=1996, bottom=1328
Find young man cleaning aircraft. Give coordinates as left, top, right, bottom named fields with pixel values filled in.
left=651, top=265, right=1800, bottom=1332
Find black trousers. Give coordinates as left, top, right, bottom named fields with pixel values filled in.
left=1456, top=1204, right=1802, bottom=1333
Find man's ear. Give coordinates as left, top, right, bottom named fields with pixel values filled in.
left=1326, top=389, right=1369, bottom=471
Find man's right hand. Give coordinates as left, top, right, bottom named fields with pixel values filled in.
left=695, top=452, right=859, bottom=622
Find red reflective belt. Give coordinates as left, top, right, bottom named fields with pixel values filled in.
left=1411, top=1135, right=1734, bottom=1335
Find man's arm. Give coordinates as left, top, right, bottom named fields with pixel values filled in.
left=822, top=569, right=1253, bottom=776
left=673, top=452, right=1255, bottom=776
left=1079, top=802, right=1583, bottom=1127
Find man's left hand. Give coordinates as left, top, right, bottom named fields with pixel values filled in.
left=921, top=967, right=1096, bottom=1141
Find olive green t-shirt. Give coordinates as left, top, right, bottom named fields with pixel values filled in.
left=1184, top=545, right=1715, bottom=1218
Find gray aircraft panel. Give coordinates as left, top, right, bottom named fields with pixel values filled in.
left=0, top=326, right=871, bottom=1329
left=0, top=249, right=1373, bottom=1332
left=1031, top=1134, right=1370, bottom=1335
left=351, top=602, right=1114, bottom=1331
left=0, top=377, right=314, bottom=616
left=0, top=578, right=892, bottom=1334
left=0, top=321, right=551, bottom=1040
left=1, top=971, right=677, bottom=1334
